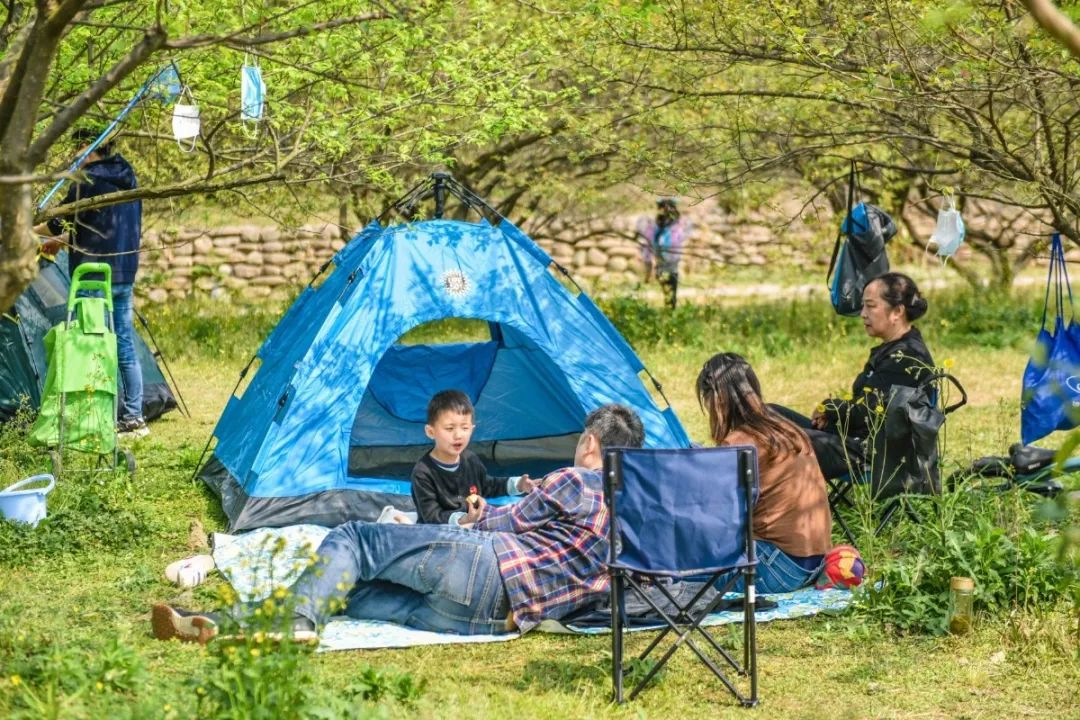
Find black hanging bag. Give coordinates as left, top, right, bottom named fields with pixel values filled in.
left=827, top=162, right=897, bottom=316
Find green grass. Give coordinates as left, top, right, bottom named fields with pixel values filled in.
left=1, top=291, right=1077, bottom=719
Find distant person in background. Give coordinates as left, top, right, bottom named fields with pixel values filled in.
left=35, top=127, right=147, bottom=438
left=637, top=197, right=690, bottom=309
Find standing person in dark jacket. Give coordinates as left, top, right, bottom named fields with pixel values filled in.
left=36, top=128, right=147, bottom=437
left=410, top=389, right=536, bottom=525
left=773, top=272, right=934, bottom=478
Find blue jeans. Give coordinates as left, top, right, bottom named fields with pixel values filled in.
left=714, top=540, right=821, bottom=594
left=111, top=283, right=143, bottom=422
left=290, top=522, right=512, bottom=635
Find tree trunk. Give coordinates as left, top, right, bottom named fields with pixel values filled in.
left=0, top=184, right=37, bottom=311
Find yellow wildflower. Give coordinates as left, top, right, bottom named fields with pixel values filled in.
left=942, top=358, right=955, bottom=370
left=841, top=391, right=853, bottom=401
left=250, top=648, right=261, bottom=657
left=274, top=587, right=288, bottom=600
left=875, top=405, right=885, bottom=414
left=96, top=681, right=104, bottom=691
left=10, top=675, right=21, bottom=686
left=815, top=403, right=826, bottom=414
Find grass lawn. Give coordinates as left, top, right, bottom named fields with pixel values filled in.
left=0, top=293, right=1077, bottom=719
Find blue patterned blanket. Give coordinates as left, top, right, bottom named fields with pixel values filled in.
left=211, top=525, right=852, bottom=652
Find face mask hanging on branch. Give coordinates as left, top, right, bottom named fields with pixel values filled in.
left=929, top=195, right=965, bottom=262
left=240, top=56, right=266, bottom=129
left=171, top=85, right=200, bottom=152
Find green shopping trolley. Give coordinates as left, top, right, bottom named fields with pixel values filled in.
left=28, top=262, right=136, bottom=478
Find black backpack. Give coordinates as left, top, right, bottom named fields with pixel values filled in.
left=827, top=163, right=896, bottom=316
left=867, top=373, right=967, bottom=499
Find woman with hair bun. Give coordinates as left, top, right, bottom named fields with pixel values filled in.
left=773, top=272, right=935, bottom=478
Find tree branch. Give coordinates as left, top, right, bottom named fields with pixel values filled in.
left=35, top=171, right=285, bottom=221
left=27, top=26, right=166, bottom=163
left=163, top=12, right=392, bottom=51
left=1022, top=0, right=1080, bottom=59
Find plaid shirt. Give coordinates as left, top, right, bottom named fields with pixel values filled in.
left=475, top=466, right=609, bottom=633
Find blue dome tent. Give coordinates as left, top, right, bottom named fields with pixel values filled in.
left=199, top=175, right=690, bottom=531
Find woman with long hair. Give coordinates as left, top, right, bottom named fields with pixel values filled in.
left=697, top=352, right=833, bottom=593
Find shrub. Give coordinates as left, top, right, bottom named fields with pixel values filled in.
left=0, top=622, right=150, bottom=719
left=597, top=288, right=1043, bottom=354
left=192, top=547, right=423, bottom=720
left=0, top=481, right=156, bottom=566
left=853, top=485, right=1078, bottom=634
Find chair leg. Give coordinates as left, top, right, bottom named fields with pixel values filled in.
left=611, top=571, right=624, bottom=704
left=832, top=501, right=857, bottom=545
left=827, top=478, right=858, bottom=545
left=745, top=567, right=758, bottom=707
left=874, top=498, right=901, bottom=536
left=903, top=500, right=922, bottom=525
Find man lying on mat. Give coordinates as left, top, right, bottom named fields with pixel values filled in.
left=151, top=404, right=644, bottom=643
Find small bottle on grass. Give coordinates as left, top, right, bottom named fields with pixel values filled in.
left=948, top=576, right=975, bottom=635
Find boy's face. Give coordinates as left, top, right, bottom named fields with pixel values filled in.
left=425, top=409, right=475, bottom=463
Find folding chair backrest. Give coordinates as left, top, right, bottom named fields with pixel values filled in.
left=603, top=445, right=758, bottom=575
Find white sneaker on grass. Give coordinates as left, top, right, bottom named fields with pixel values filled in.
left=117, top=416, right=149, bottom=438
left=165, top=554, right=215, bottom=588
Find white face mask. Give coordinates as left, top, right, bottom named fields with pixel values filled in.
left=929, top=196, right=965, bottom=260
left=172, top=101, right=200, bottom=152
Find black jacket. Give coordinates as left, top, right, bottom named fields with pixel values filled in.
left=409, top=449, right=510, bottom=524
left=48, top=154, right=141, bottom=285
left=824, top=326, right=935, bottom=439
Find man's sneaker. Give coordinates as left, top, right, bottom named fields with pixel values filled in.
left=218, top=615, right=319, bottom=646
left=117, top=417, right=149, bottom=438
left=151, top=604, right=219, bottom=644
left=289, top=615, right=318, bottom=643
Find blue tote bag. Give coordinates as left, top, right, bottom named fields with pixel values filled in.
left=1020, top=233, right=1080, bottom=444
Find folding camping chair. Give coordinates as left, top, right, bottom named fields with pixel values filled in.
left=828, top=372, right=967, bottom=543
left=604, top=446, right=759, bottom=707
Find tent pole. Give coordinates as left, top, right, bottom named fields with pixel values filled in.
left=188, top=352, right=257, bottom=484
left=134, top=309, right=191, bottom=418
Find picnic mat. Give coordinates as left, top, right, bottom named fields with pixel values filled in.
left=211, top=524, right=853, bottom=652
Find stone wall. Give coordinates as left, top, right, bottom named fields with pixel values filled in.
left=538, top=193, right=825, bottom=282
left=138, top=196, right=830, bottom=301
left=140, top=224, right=347, bottom=302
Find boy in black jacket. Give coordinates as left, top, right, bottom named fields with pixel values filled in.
left=411, top=390, right=536, bottom=525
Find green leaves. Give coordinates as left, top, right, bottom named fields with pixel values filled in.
left=855, top=486, right=1075, bottom=634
